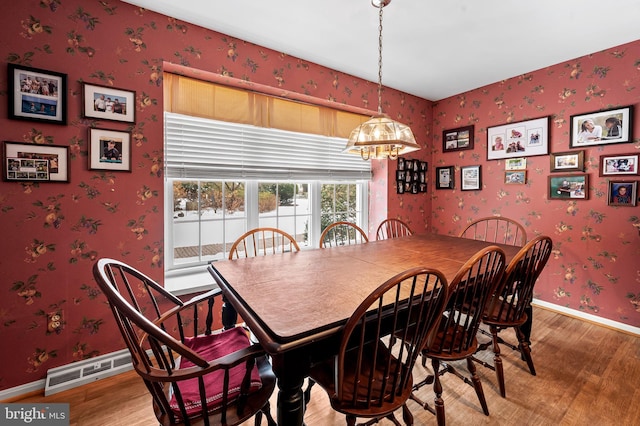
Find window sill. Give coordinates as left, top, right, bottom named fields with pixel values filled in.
left=164, top=265, right=217, bottom=296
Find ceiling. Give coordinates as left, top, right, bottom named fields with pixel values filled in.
left=122, top=0, right=640, bottom=101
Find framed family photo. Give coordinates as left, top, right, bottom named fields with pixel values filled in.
left=569, top=105, right=633, bottom=148
left=3, top=141, right=69, bottom=182
left=7, top=64, right=67, bottom=125
left=599, top=153, right=639, bottom=176
left=548, top=174, right=589, bottom=200
left=435, top=166, right=454, bottom=190
left=443, top=125, right=474, bottom=153
left=505, top=170, right=527, bottom=184
left=487, top=116, right=549, bottom=160
left=88, top=128, right=132, bottom=172
left=460, top=165, right=481, bottom=191
left=607, top=181, right=637, bottom=206
left=82, top=82, right=136, bottom=123
left=550, top=150, right=585, bottom=172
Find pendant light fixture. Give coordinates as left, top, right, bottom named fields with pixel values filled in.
left=343, top=0, right=420, bottom=161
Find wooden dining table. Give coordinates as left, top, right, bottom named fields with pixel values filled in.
left=207, top=233, right=521, bottom=425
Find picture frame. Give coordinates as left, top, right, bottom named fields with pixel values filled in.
left=570, top=105, right=633, bottom=148
left=7, top=63, right=67, bottom=125
left=88, top=128, right=132, bottom=172
left=82, top=82, right=136, bottom=123
left=396, top=158, right=427, bottom=194
left=443, top=125, right=474, bottom=153
left=599, top=153, right=639, bottom=176
left=548, top=174, right=589, bottom=200
left=3, top=141, right=69, bottom=182
left=505, top=158, right=526, bottom=170
left=607, top=181, right=637, bottom=206
left=435, top=166, right=454, bottom=190
left=550, top=150, right=585, bottom=172
left=487, top=116, right=549, bottom=160
left=505, top=170, right=527, bottom=184
left=460, top=165, right=481, bottom=191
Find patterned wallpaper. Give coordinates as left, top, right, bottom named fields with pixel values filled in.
left=1, top=0, right=638, bottom=394
left=431, top=41, right=640, bottom=329
left=0, top=0, right=429, bottom=391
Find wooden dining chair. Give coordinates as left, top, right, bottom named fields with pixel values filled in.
left=459, top=216, right=527, bottom=247
left=458, top=216, right=533, bottom=346
left=473, top=235, right=552, bottom=397
left=319, top=221, right=369, bottom=248
left=411, top=245, right=506, bottom=426
left=308, top=267, right=449, bottom=426
left=375, top=218, right=413, bottom=240
left=228, top=227, right=300, bottom=259
left=93, top=258, right=277, bottom=426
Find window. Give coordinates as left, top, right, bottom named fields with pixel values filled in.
left=257, top=182, right=311, bottom=248
left=165, top=113, right=370, bottom=281
left=171, top=180, right=246, bottom=266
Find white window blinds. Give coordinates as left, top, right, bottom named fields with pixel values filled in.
left=165, top=112, right=371, bottom=180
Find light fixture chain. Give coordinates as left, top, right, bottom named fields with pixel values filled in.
left=377, top=2, right=383, bottom=115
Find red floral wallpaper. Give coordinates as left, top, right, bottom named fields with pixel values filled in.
left=0, top=0, right=429, bottom=391
left=1, top=0, right=637, bottom=394
left=431, top=41, right=640, bottom=329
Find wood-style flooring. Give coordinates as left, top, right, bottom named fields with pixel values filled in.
left=12, top=306, right=640, bottom=425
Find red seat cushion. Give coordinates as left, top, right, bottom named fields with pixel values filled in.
left=169, top=327, right=262, bottom=418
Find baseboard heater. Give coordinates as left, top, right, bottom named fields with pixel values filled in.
left=44, top=349, right=134, bottom=396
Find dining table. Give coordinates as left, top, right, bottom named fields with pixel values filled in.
left=207, top=232, right=521, bottom=425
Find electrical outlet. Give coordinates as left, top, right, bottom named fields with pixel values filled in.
left=47, top=311, right=64, bottom=334
left=93, top=362, right=101, bottom=370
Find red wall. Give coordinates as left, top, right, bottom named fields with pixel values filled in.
left=430, top=41, right=640, bottom=328
left=0, top=1, right=430, bottom=391
left=1, top=0, right=638, bottom=393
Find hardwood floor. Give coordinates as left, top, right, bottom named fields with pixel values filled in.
left=13, top=307, right=640, bottom=425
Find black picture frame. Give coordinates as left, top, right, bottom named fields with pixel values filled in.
left=487, top=116, right=549, bottom=160
left=7, top=63, right=67, bottom=125
left=570, top=105, right=633, bottom=148
left=82, top=82, right=136, bottom=123
left=435, top=166, right=454, bottom=190
left=3, top=141, right=69, bottom=182
left=88, top=128, right=132, bottom=172
left=443, top=125, right=474, bottom=153
left=396, top=157, right=427, bottom=194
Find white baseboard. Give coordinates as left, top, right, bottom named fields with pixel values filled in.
left=0, top=380, right=45, bottom=402
left=0, top=349, right=135, bottom=402
left=532, top=298, right=640, bottom=336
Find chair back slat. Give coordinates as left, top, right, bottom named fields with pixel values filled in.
left=428, top=246, right=506, bottom=356
left=336, top=267, right=448, bottom=411
left=320, top=221, right=369, bottom=248
left=376, top=218, right=413, bottom=240
left=459, top=216, right=527, bottom=247
left=487, top=236, right=552, bottom=324
left=229, top=227, right=300, bottom=259
left=93, top=258, right=277, bottom=426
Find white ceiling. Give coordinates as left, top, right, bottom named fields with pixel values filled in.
left=122, top=0, right=640, bottom=101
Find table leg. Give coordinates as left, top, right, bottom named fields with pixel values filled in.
left=273, top=354, right=307, bottom=426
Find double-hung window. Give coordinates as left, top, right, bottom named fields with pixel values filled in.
left=164, top=113, right=370, bottom=291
